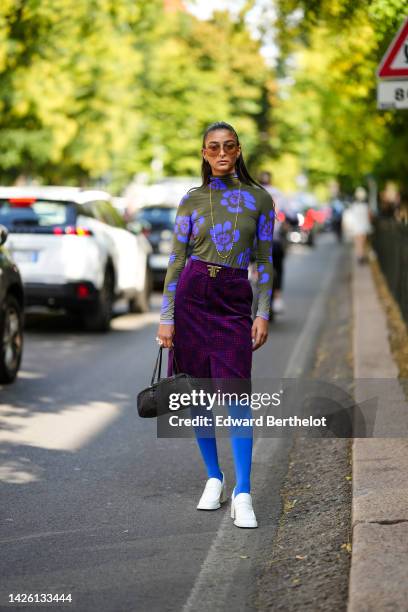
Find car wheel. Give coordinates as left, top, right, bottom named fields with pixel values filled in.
left=0, top=294, right=24, bottom=384
left=128, top=266, right=152, bottom=314
left=82, top=267, right=114, bottom=332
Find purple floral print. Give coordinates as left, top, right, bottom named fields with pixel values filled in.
left=209, top=177, right=227, bottom=190
left=210, top=221, right=240, bottom=253
left=257, top=210, right=275, bottom=241
left=174, top=215, right=191, bottom=243
left=191, top=209, right=205, bottom=238
left=237, top=247, right=252, bottom=267
left=257, top=264, right=270, bottom=284
left=220, top=190, right=256, bottom=213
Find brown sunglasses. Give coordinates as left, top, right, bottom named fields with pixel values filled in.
left=204, top=141, right=239, bottom=156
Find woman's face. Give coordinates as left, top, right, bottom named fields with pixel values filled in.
left=202, top=129, right=241, bottom=176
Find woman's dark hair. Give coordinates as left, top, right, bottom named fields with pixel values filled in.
left=199, top=121, right=267, bottom=191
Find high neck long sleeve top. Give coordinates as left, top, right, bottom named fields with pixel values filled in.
left=160, top=171, right=275, bottom=324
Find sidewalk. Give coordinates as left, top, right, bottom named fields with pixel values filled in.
left=348, top=254, right=408, bottom=611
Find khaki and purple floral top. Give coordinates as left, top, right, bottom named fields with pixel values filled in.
left=160, top=171, right=275, bottom=323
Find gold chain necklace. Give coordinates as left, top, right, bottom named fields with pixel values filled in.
left=210, top=179, right=241, bottom=260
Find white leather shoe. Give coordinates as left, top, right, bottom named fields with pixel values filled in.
left=196, top=473, right=227, bottom=510
left=231, top=490, right=258, bottom=528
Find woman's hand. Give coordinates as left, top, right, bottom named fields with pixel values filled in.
left=251, top=317, right=269, bottom=351
left=156, top=323, right=175, bottom=349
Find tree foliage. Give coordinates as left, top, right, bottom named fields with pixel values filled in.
left=0, top=1, right=274, bottom=190
left=1, top=0, right=405, bottom=194
left=273, top=0, right=408, bottom=192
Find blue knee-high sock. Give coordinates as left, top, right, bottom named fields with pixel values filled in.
left=190, top=405, right=223, bottom=482
left=228, top=401, right=253, bottom=495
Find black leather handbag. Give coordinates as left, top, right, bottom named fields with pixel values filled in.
left=137, top=347, right=196, bottom=418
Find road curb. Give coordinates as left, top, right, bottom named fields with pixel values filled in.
left=348, top=255, right=408, bottom=612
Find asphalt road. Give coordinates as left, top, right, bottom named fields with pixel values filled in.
left=0, top=233, right=342, bottom=612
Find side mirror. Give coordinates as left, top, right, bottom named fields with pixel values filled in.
left=0, top=224, right=8, bottom=246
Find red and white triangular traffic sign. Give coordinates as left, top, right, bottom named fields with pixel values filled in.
left=377, top=17, right=408, bottom=79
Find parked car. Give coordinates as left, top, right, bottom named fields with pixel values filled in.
left=0, top=187, right=152, bottom=331
left=0, top=224, right=24, bottom=383
left=130, top=204, right=177, bottom=287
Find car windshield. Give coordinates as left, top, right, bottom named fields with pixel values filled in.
left=137, top=206, right=177, bottom=229
left=0, top=199, right=75, bottom=231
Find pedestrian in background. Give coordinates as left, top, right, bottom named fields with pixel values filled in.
left=156, top=121, right=275, bottom=528
left=348, top=186, right=372, bottom=264
left=329, top=197, right=345, bottom=243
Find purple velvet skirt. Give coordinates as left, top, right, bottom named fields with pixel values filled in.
left=167, top=257, right=253, bottom=380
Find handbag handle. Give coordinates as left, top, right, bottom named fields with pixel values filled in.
left=150, top=346, right=181, bottom=385
left=150, top=347, right=163, bottom=385
left=172, top=351, right=181, bottom=374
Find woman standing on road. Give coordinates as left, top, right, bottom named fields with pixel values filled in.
left=156, top=121, right=275, bottom=528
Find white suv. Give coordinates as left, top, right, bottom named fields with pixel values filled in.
left=0, top=187, right=152, bottom=331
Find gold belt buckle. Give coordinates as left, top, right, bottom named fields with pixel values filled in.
left=207, top=264, right=222, bottom=277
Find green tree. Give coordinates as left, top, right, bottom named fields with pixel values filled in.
left=0, top=0, right=157, bottom=187
left=0, top=1, right=277, bottom=190
left=273, top=0, right=408, bottom=192
left=131, top=7, right=276, bottom=179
